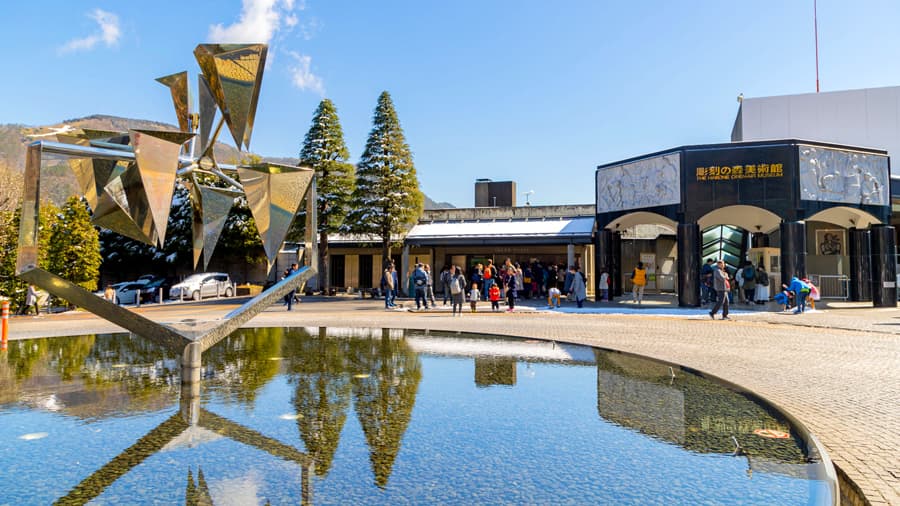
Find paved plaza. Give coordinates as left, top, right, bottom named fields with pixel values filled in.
left=5, top=295, right=899, bottom=505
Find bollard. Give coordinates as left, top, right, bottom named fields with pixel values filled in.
left=159, top=287, right=163, bottom=304
left=1, top=300, right=9, bottom=351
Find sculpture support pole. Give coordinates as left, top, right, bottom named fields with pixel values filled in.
left=305, top=175, right=318, bottom=292
left=16, top=144, right=42, bottom=273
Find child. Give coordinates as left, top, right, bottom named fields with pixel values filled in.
left=469, top=283, right=479, bottom=313
left=548, top=286, right=561, bottom=308
left=489, top=283, right=501, bottom=312
left=802, top=278, right=819, bottom=310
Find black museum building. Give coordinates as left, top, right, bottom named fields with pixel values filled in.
left=594, top=139, right=897, bottom=307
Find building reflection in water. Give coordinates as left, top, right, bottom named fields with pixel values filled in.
left=594, top=349, right=827, bottom=480
left=0, top=330, right=830, bottom=503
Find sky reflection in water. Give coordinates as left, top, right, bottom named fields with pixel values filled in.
left=0, top=328, right=832, bottom=505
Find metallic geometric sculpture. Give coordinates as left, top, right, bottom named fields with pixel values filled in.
left=198, top=185, right=238, bottom=271
left=193, top=44, right=267, bottom=150
left=156, top=71, right=192, bottom=133
left=238, top=163, right=314, bottom=267
left=130, top=129, right=195, bottom=244
left=15, top=42, right=318, bottom=359
left=197, top=75, right=217, bottom=154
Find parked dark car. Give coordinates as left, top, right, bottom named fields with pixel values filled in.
left=140, top=277, right=173, bottom=303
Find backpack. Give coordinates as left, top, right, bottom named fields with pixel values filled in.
left=450, top=276, right=462, bottom=295
left=743, top=267, right=755, bottom=280
left=483, top=266, right=492, bottom=280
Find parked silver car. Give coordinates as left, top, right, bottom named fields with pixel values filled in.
left=169, top=273, right=233, bottom=301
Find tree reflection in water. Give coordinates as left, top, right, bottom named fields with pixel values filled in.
left=348, top=328, right=422, bottom=488
left=282, top=327, right=423, bottom=487
left=284, top=327, right=352, bottom=478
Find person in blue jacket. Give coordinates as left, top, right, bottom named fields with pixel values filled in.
left=785, top=276, right=811, bottom=314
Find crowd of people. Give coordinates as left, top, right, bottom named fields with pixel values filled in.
left=380, top=258, right=590, bottom=315
left=701, top=257, right=818, bottom=319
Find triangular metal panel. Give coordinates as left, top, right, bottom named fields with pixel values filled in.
left=55, top=133, right=101, bottom=210
left=93, top=168, right=156, bottom=246
left=198, top=74, right=217, bottom=155
left=155, top=71, right=191, bottom=133
left=130, top=129, right=195, bottom=245
left=199, top=185, right=235, bottom=271
left=237, top=163, right=313, bottom=267
left=184, top=179, right=204, bottom=269
left=193, top=44, right=267, bottom=150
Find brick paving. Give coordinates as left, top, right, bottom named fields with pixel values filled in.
left=5, top=296, right=899, bottom=504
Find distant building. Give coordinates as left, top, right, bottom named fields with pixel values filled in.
left=475, top=179, right=516, bottom=207
left=732, top=86, right=900, bottom=173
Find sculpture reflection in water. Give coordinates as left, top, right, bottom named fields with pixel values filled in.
left=14, top=43, right=318, bottom=367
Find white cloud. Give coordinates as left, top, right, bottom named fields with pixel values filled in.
left=58, top=9, right=121, bottom=54
left=287, top=51, right=324, bottom=95
left=211, top=0, right=324, bottom=93
left=208, top=0, right=296, bottom=44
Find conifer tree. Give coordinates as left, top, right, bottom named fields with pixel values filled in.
left=48, top=197, right=101, bottom=293
left=298, top=99, right=355, bottom=293
left=346, top=92, right=423, bottom=261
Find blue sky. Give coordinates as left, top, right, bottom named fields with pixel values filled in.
left=2, top=1, right=899, bottom=207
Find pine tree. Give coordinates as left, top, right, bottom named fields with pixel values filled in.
left=297, top=99, right=355, bottom=293
left=346, top=92, right=424, bottom=261
left=47, top=197, right=101, bottom=293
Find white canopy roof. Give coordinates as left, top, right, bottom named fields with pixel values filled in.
left=406, top=216, right=595, bottom=245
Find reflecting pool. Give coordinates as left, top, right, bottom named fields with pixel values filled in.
left=0, top=328, right=834, bottom=504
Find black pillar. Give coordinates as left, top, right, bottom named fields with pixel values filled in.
left=869, top=224, right=897, bottom=307
left=611, top=231, right=623, bottom=297
left=677, top=223, right=701, bottom=307
left=779, top=221, right=807, bottom=287
left=848, top=228, right=872, bottom=302
left=596, top=229, right=614, bottom=297
left=751, top=233, right=770, bottom=248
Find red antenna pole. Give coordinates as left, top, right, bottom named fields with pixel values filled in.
left=814, top=0, right=820, bottom=92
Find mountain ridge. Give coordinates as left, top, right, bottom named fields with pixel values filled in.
left=0, top=114, right=454, bottom=209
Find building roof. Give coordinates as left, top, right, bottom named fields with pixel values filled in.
left=406, top=216, right=595, bottom=246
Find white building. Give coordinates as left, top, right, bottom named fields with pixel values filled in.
left=732, top=85, right=900, bottom=174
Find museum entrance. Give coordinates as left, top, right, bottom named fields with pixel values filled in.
left=595, top=140, right=895, bottom=307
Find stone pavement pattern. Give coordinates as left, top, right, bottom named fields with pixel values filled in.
left=7, top=298, right=899, bottom=504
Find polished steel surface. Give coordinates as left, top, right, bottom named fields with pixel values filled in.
left=198, top=74, right=216, bottom=154
left=193, top=44, right=267, bottom=150
left=16, top=42, right=319, bottom=367
left=185, top=179, right=205, bottom=268
left=156, top=71, right=191, bottom=133
left=237, top=162, right=314, bottom=267
left=130, top=129, right=195, bottom=245
left=92, top=164, right=158, bottom=246
left=196, top=265, right=314, bottom=352
left=199, top=185, right=234, bottom=271
left=15, top=144, right=41, bottom=273
left=55, top=133, right=100, bottom=209
left=18, top=268, right=190, bottom=352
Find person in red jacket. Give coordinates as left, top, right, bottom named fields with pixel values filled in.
left=489, top=283, right=501, bottom=312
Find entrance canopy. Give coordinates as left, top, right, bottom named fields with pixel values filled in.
left=406, top=216, right=594, bottom=246
left=697, top=205, right=782, bottom=234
